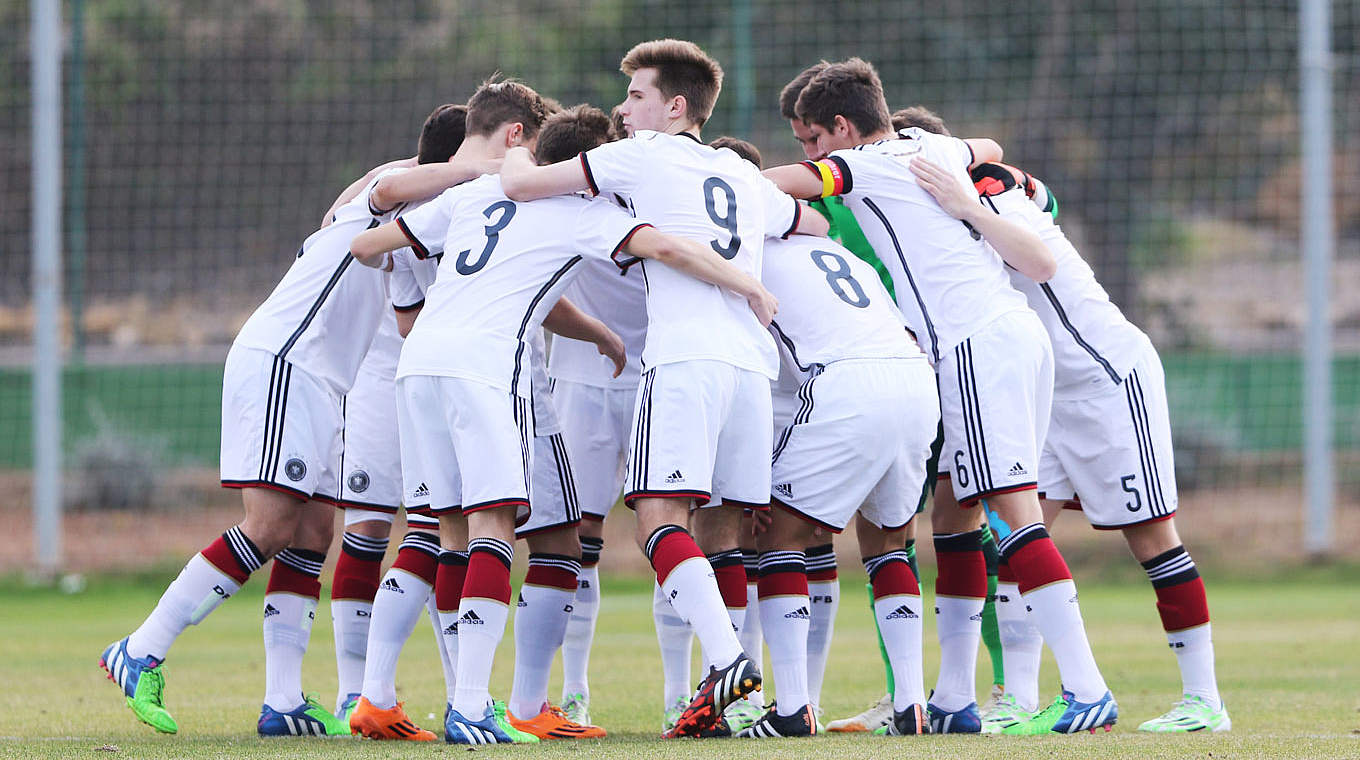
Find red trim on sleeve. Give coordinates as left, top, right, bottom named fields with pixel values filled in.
left=393, top=299, right=424, bottom=313
left=579, top=152, right=600, bottom=196
left=395, top=217, right=432, bottom=260
left=610, top=223, right=653, bottom=270
left=782, top=198, right=802, bottom=239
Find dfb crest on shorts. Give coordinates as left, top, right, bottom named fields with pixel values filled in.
left=284, top=457, right=307, bottom=481
left=347, top=469, right=370, bottom=493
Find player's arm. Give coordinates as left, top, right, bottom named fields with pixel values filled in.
left=621, top=227, right=779, bottom=326
left=321, top=156, right=418, bottom=226
left=394, top=305, right=421, bottom=338
left=369, top=156, right=501, bottom=212
left=542, top=297, right=626, bottom=377
left=350, top=221, right=410, bottom=268
left=909, top=156, right=1056, bottom=282
left=762, top=163, right=826, bottom=201
left=963, top=138, right=1003, bottom=169
left=498, top=146, right=591, bottom=201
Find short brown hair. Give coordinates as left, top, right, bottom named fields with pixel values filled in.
left=709, top=136, right=762, bottom=169
left=891, top=105, right=950, bottom=136
left=795, top=58, right=891, bottom=137
left=779, top=62, right=827, bottom=120
left=607, top=105, right=627, bottom=141
left=620, top=39, right=724, bottom=127
left=465, top=77, right=550, bottom=140
left=536, top=104, right=612, bottom=165
left=417, top=104, right=468, bottom=164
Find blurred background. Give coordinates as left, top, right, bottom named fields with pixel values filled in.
left=1, top=1, right=1356, bottom=576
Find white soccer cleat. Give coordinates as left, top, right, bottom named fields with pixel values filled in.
left=826, top=693, right=893, bottom=733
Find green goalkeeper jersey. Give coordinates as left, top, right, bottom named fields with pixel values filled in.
left=810, top=196, right=895, bottom=299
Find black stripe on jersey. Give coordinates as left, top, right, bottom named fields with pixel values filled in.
left=1126, top=369, right=1168, bottom=517
left=510, top=256, right=584, bottom=395
left=1039, top=283, right=1122, bottom=385
left=861, top=198, right=940, bottom=363
left=954, top=340, right=991, bottom=493
left=393, top=298, right=424, bottom=313
left=549, top=433, right=581, bottom=523
left=259, top=356, right=283, bottom=482
left=964, top=340, right=994, bottom=492
left=278, top=244, right=365, bottom=360
left=631, top=370, right=656, bottom=493
left=769, top=321, right=820, bottom=374
left=579, top=153, right=600, bottom=196
left=677, top=132, right=702, bottom=144
left=395, top=217, right=432, bottom=259
left=266, top=362, right=294, bottom=482
left=773, top=373, right=819, bottom=463
left=782, top=197, right=802, bottom=240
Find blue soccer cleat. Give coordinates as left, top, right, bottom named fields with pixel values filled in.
left=99, top=637, right=178, bottom=734
left=445, top=702, right=536, bottom=744
left=258, top=695, right=352, bottom=736
left=926, top=700, right=981, bottom=734
left=1004, top=689, right=1118, bottom=734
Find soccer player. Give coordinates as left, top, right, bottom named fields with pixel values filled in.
left=350, top=77, right=780, bottom=744
left=764, top=58, right=1119, bottom=735
left=498, top=39, right=827, bottom=738
left=900, top=107, right=1227, bottom=733
left=98, top=110, right=447, bottom=739
left=716, top=136, right=940, bottom=738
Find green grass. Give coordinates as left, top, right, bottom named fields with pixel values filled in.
left=3, top=568, right=1359, bottom=758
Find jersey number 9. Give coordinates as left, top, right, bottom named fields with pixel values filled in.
left=703, top=177, right=741, bottom=260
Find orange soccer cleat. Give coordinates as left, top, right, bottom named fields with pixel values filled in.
left=348, top=696, right=437, bottom=741
left=508, top=703, right=607, bottom=739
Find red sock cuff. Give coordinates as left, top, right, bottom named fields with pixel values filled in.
left=712, top=562, right=749, bottom=609
left=1010, top=537, right=1073, bottom=593
left=391, top=545, right=438, bottom=584
left=462, top=549, right=513, bottom=604
left=872, top=559, right=920, bottom=599
left=997, top=560, right=1018, bottom=584
left=266, top=560, right=321, bottom=599
left=331, top=550, right=381, bottom=602
left=1154, top=576, right=1211, bottom=632
left=646, top=526, right=704, bottom=586
left=757, top=570, right=809, bottom=600
left=435, top=552, right=469, bottom=612
left=200, top=532, right=257, bottom=585
left=934, top=534, right=987, bottom=599
left=524, top=553, right=581, bottom=592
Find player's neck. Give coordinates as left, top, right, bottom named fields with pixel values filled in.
left=453, top=135, right=505, bottom=163
left=661, top=120, right=701, bottom=141
left=858, top=129, right=895, bottom=144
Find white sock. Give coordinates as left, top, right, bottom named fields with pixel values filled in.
left=759, top=593, right=810, bottom=716
left=875, top=594, right=925, bottom=710
left=653, top=583, right=694, bottom=706
left=995, top=581, right=1041, bottom=712
left=1168, top=623, right=1220, bottom=708
left=127, top=554, right=240, bottom=661
left=806, top=579, right=840, bottom=709
left=359, top=569, right=431, bottom=711
left=262, top=592, right=317, bottom=711
left=332, top=599, right=371, bottom=710
left=738, top=583, right=766, bottom=709
left=561, top=564, right=600, bottom=702
left=661, top=557, right=744, bottom=668
left=451, top=597, right=511, bottom=718
left=931, top=596, right=983, bottom=711
left=509, top=562, right=578, bottom=719
left=1024, top=580, right=1108, bottom=703
left=434, top=600, right=459, bottom=706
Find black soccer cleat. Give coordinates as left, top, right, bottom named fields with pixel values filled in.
left=736, top=704, right=817, bottom=738
left=662, top=654, right=762, bottom=738
left=885, top=703, right=931, bottom=735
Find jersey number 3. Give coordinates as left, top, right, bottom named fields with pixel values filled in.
left=703, top=177, right=741, bottom=260
left=456, top=200, right=517, bottom=275
left=811, top=249, right=870, bottom=308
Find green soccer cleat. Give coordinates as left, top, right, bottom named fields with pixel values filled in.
left=561, top=692, right=591, bottom=727
left=723, top=697, right=764, bottom=733
left=258, top=694, right=353, bottom=736
left=491, top=700, right=540, bottom=743
left=980, top=692, right=1036, bottom=734
left=1137, top=695, right=1231, bottom=733
left=100, top=638, right=179, bottom=734
left=1001, top=693, right=1070, bottom=735
left=663, top=695, right=688, bottom=733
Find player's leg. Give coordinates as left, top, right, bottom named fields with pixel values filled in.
left=979, top=522, right=1004, bottom=704
left=804, top=534, right=838, bottom=721
left=926, top=477, right=988, bottom=732
left=562, top=517, right=605, bottom=718
left=737, top=516, right=767, bottom=711
left=692, top=505, right=748, bottom=647
left=858, top=522, right=928, bottom=735
left=331, top=511, right=391, bottom=717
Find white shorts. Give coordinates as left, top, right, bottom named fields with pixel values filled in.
left=1040, top=346, right=1178, bottom=529
left=771, top=358, right=939, bottom=532
left=771, top=365, right=804, bottom=436
left=517, top=432, right=582, bottom=537
left=937, top=311, right=1054, bottom=507
left=550, top=379, right=635, bottom=520
left=396, top=375, right=533, bottom=518
left=624, top=360, right=773, bottom=508
left=336, top=358, right=402, bottom=512
left=220, top=345, right=343, bottom=502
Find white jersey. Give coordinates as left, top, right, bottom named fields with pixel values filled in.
left=547, top=257, right=647, bottom=389
left=808, top=128, right=1032, bottom=366
left=232, top=174, right=403, bottom=395
left=393, top=174, right=649, bottom=396
left=979, top=165, right=1153, bottom=399
left=580, top=130, right=800, bottom=379
left=762, top=235, right=922, bottom=378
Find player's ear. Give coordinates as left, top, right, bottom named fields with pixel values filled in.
left=505, top=122, right=525, bottom=148
left=668, top=94, right=687, bottom=122
left=833, top=114, right=852, bottom=139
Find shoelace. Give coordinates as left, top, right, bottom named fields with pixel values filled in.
left=145, top=669, right=165, bottom=704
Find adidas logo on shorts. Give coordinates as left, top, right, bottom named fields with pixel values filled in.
left=412, top=482, right=430, bottom=499
left=664, top=470, right=685, bottom=484
left=774, top=483, right=793, bottom=498
left=1008, top=462, right=1029, bottom=476
left=381, top=578, right=404, bottom=594
left=459, top=610, right=484, bottom=626
left=263, top=603, right=280, bottom=618
left=784, top=606, right=810, bottom=619
left=885, top=604, right=918, bottom=620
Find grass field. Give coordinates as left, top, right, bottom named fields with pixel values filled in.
left=3, top=567, right=1358, bottom=759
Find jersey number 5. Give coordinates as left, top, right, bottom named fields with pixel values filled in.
left=456, top=200, right=517, bottom=275
left=811, top=249, right=870, bottom=308
left=703, top=177, right=741, bottom=260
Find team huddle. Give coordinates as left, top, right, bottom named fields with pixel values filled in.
left=98, top=39, right=1228, bottom=743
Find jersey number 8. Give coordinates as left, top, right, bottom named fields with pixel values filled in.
left=810, top=249, right=870, bottom=308
left=456, top=200, right=517, bottom=275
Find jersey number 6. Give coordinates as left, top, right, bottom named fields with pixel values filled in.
left=703, top=177, right=741, bottom=260
left=456, top=200, right=517, bottom=275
